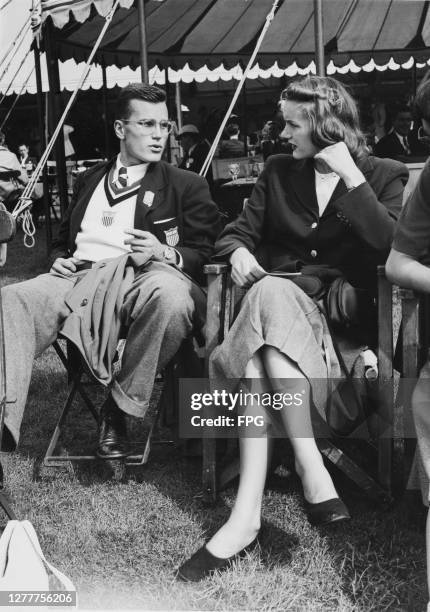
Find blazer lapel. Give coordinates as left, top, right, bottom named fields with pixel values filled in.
left=72, top=161, right=114, bottom=227
left=134, top=162, right=168, bottom=228
left=287, top=158, right=319, bottom=216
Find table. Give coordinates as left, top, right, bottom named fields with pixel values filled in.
left=221, top=177, right=258, bottom=188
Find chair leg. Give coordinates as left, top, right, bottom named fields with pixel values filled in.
left=202, top=438, right=217, bottom=504
left=318, top=439, right=392, bottom=503
left=43, top=376, right=99, bottom=465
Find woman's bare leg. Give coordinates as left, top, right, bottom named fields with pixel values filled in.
left=262, top=345, right=338, bottom=503
left=206, top=351, right=271, bottom=558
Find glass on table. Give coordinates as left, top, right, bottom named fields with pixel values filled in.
left=228, top=162, right=240, bottom=182
left=244, top=161, right=254, bottom=181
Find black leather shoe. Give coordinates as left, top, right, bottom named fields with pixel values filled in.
left=305, top=497, right=350, bottom=526
left=176, top=538, right=258, bottom=582
left=96, top=396, right=131, bottom=460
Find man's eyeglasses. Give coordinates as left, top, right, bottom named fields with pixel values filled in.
left=121, top=119, right=174, bottom=134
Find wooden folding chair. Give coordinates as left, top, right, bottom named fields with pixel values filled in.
left=377, top=267, right=430, bottom=495
left=201, top=263, right=428, bottom=505
left=43, top=338, right=198, bottom=469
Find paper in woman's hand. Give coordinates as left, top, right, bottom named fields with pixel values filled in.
left=266, top=271, right=302, bottom=277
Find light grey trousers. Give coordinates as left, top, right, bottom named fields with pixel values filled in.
left=1, top=265, right=198, bottom=447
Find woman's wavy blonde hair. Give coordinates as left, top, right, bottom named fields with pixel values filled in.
left=280, top=76, right=368, bottom=160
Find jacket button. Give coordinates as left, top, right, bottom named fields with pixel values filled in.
left=311, top=250, right=317, bottom=258
left=81, top=298, right=88, bottom=306
left=311, top=222, right=318, bottom=229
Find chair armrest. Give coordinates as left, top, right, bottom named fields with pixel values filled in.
left=204, top=263, right=233, bottom=373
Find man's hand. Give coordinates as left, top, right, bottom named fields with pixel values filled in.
left=314, top=142, right=365, bottom=189
left=50, top=256, right=82, bottom=276
left=230, top=247, right=266, bottom=288
left=124, top=229, right=164, bottom=261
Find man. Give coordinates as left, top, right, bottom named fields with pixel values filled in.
left=385, top=74, right=430, bottom=607
left=177, top=124, right=210, bottom=174
left=258, top=120, right=290, bottom=160
left=18, top=144, right=37, bottom=172
left=217, top=123, right=245, bottom=158
left=374, top=105, right=426, bottom=159
left=0, top=131, right=28, bottom=208
left=1, top=83, right=220, bottom=458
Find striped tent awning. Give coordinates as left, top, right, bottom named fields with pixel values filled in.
left=38, top=0, right=430, bottom=70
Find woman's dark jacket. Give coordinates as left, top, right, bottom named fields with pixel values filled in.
left=214, top=154, right=409, bottom=291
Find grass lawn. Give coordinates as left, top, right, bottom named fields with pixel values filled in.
left=0, top=227, right=427, bottom=611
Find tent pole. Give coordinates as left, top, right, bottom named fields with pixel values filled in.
left=241, top=72, right=248, bottom=155
left=164, top=68, right=172, bottom=162
left=313, top=0, right=325, bottom=76
left=33, top=43, right=52, bottom=252
left=175, top=82, right=183, bottom=130
left=101, top=62, right=110, bottom=158
left=44, top=19, right=68, bottom=217
left=137, top=0, right=149, bottom=82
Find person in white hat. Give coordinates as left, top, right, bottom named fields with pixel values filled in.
left=177, top=124, right=211, bottom=178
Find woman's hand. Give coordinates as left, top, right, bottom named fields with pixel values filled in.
left=314, top=142, right=365, bottom=190
left=230, top=247, right=266, bottom=288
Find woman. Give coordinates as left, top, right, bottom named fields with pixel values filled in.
left=177, top=76, right=408, bottom=582
left=385, top=71, right=430, bottom=610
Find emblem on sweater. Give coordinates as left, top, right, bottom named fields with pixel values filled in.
left=143, top=191, right=155, bottom=207
left=101, top=210, right=116, bottom=227
left=164, top=226, right=179, bottom=246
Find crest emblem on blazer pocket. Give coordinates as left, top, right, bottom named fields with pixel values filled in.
left=164, top=226, right=179, bottom=246
left=101, top=210, right=116, bottom=227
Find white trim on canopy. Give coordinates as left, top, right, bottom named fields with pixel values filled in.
left=2, top=55, right=430, bottom=96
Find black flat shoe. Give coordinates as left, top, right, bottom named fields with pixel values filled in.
left=176, top=538, right=258, bottom=582
left=96, top=396, right=131, bottom=460
left=305, top=497, right=350, bottom=526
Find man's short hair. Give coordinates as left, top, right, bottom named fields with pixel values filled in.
left=115, top=83, right=167, bottom=120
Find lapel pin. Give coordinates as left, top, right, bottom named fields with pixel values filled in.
left=143, top=190, right=155, bottom=207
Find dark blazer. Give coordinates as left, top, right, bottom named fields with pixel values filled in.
left=50, top=159, right=221, bottom=283
left=374, top=130, right=426, bottom=159
left=218, top=138, right=246, bottom=159
left=214, top=154, right=408, bottom=291
left=179, top=140, right=210, bottom=174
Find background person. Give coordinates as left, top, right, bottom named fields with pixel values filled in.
left=18, top=143, right=37, bottom=173
left=0, top=131, right=28, bottom=210
left=177, top=124, right=210, bottom=174
left=177, top=75, right=408, bottom=582
left=374, top=104, right=426, bottom=159
left=217, top=123, right=245, bottom=158
left=258, top=119, right=291, bottom=160
left=386, top=73, right=430, bottom=610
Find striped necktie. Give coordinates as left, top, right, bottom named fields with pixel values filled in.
left=117, top=166, right=128, bottom=188
left=402, top=136, right=411, bottom=155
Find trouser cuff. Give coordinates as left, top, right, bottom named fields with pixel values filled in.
left=111, top=380, right=150, bottom=419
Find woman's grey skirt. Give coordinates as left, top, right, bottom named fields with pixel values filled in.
left=210, top=276, right=342, bottom=421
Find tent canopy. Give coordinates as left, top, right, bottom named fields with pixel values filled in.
left=40, top=0, right=430, bottom=70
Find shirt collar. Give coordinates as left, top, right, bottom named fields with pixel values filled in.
left=115, top=154, right=148, bottom=184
